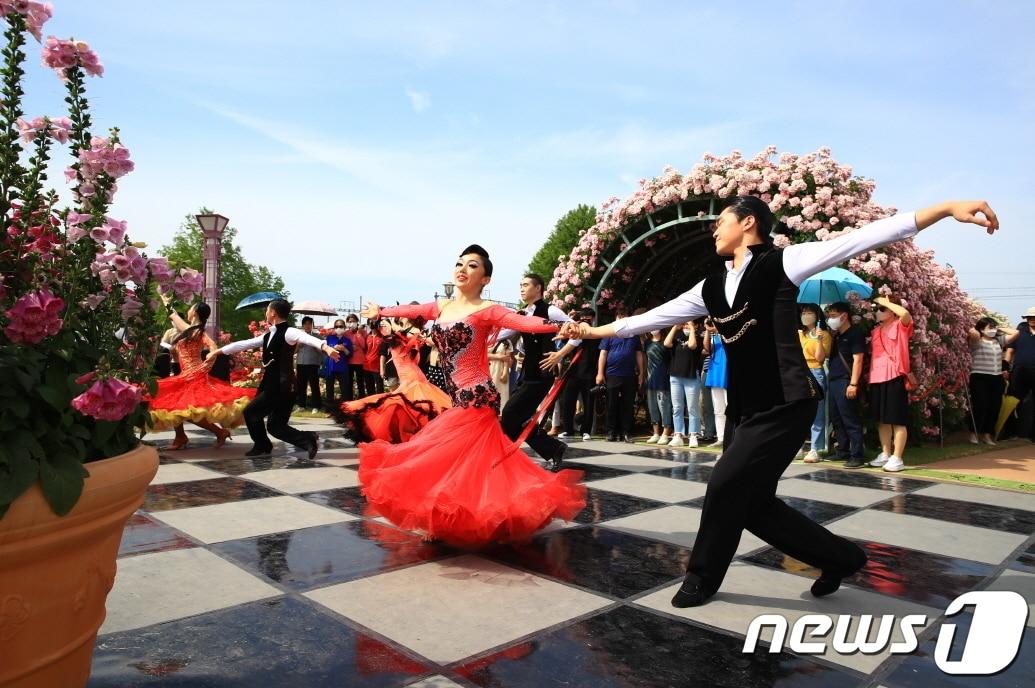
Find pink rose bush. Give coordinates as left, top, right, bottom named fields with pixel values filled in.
left=548, top=147, right=980, bottom=438
left=0, top=2, right=202, bottom=516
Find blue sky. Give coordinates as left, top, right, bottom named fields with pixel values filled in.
left=19, top=1, right=1035, bottom=319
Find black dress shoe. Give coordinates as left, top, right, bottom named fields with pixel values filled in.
left=621, top=434, right=632, bottom=443
left=306, top=432, right=319, bottom=461
left=671, top=573, right=710, bottom=608
left=811, top=550, right=868, bottom=597
left=606, top=434, right=617, bottom=442
left=548, top=443, right=566, bottom=471
left=244, top=446, right=273, bottom=457
left=844, top=457, right=866, bottom=469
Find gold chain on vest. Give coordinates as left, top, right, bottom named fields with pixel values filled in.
left=711, top=302, right=750, bottom=324
left=719, top=318, right=758, bottom=344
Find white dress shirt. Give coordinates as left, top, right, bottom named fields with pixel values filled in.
left=221, top=326, right=328, bottom=356
left=613, top=212, right=919, bottom=338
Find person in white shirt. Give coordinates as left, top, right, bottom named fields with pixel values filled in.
left=563, top=197, right=998, bottom=609
left=208, top=299, right=340, bottom=459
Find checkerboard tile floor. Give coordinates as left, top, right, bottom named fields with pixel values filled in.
left=89, top=422, right=1035, bottom=687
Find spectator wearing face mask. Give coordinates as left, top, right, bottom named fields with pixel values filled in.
left=824, top=302, right=867, bottom=467
left=344, top=314, right=369, bottom=398
left=665, top=320, right=703, bottom=447
left=968, top=316, right=1008, bottom=445
left=295, top=316, right=325, bottom=414
left=324, top=319, right=354, bottom=408
left=866, top=296, right=913, bottom=472
left=798, top=303, right=832, bottom=462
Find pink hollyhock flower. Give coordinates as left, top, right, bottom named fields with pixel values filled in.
left=70, top=377, right=142, bottom=421
left=42, top=36, right=103, bottom=78
left=76, top=137, right=133, bottom=181
left=148, top=256, right=175, bottom=287
left=0, top=1, right=53, bottom=41
left=120, top=293, right=143, bottom=320
left=3, top=288, right=64, bottom=343
left=172, top=267, right=203, bottom=302
left=80, top=292, right=107, bottom=310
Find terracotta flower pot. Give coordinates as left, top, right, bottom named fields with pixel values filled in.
left=0, top=444, right=158, bottom=688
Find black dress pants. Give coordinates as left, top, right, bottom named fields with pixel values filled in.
left=688, top=399, right=865, bottom=596
left=562, top=377, right=595, bottom=435
left=244, top=387, right=310, bottom=451
left=606, top=375, right=637, bottom=436
left=970, top=373, right=1005, bottom=436
left=1008, top=365, right=1035, bottom=440
left=295, top=364, right=321, bottom=409
left=502, top=378, right=562, bottom=459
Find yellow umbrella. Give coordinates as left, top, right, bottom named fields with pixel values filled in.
left=994, top=395, right=1021, bottom=439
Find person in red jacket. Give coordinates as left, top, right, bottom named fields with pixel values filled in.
left=364, top=319, right=385, bottom=394
left=344, top=313, right=369, bottom=398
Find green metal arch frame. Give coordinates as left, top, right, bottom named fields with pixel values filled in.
left=586, top=197, right=720, bottom=319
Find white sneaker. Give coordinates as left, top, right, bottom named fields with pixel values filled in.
left=982, top=437, right=997, bottom=446
left=803, top=450, right=822, bottom=463
left=311, top=408, right=321, bottom=416
left=708, top=440, right=723, bottom=448
left=882, top=455, right=905, bottom=472
left=557, top=432, right=569, bottom=439
left=667, top=435, right=685, bottom=447
left=968, top=434, right=980, bottom=445
left=869, top=452, right=888, bottom=467
left=646, top=434, right=661, bottom=444
left=688, top=434, right=699, bottom=448
left=582, top=433, right=592, bottom=441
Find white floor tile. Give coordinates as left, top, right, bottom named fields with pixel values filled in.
left=599, top=505, right=765, bottom=554
left=152, top=496, right=355, bottom=544
left=565, top=454, right=688, bottom=472
left=776, top=478, right=891, bottom=508
left=304, top=554, right=611, bottom=664
left=241, top=466, right=360, bottom=493
left=150, top=463, right=224, bottom=485
left=100, top=548, right=281, bottom=634
left=913, top=483, right=1035, bottom=512
left=584, top=473, right=709, bottom=504
left=985, top=569, right=1035, bottom=627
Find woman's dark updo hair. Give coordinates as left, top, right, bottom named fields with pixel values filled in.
left=460, top=244, right=493, bottom=277
left=975, top=316, right=998, bottom=333
left=173, top=301, right=211, bottom=344
left=723, top=195, right=782, bottom=243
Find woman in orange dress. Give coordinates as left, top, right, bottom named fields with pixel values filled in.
left=149, top=298, right=256, bottom=449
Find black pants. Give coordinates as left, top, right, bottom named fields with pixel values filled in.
left=606, top=376, right=637, bottom=436
left=827, top=377, right=865, bottom=459
left=353, top=366, right=369, bottom=399
left=970, top=373, right=1005, bottom=435
left=244, top=387, right=310, bottom=451
left=325, top=370, right=353, bottom=408
left=295, top=365, right=322, bottom=409
left=562, top=377, right=595, bottom=435
left=689, top=399, right=865, bottom=595
left=1008, top=366, right=1035, bottom=440
left=502, top=377, right=562, bottom=459
left=364, top=370, right=384, bottom=395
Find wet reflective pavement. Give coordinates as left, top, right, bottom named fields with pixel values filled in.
left=91, top=424, right=1035, bottom=687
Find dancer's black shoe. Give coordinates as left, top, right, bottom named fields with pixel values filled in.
left=548, top=443, right=566, bottom=471
left=671, top=572, right=710, bottom=608
left=811, top=550, right=868, bottom=597
left=245, top=445, right=273, bottom=457
left=305, top=432, right=319, bottom=461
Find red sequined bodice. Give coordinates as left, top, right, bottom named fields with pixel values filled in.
left=173, top=335, right=209, bottom=376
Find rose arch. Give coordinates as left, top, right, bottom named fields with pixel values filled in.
left=546, top=146, right=979, bottom=439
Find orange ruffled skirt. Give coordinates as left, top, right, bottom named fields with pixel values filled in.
left=148, top=370, right=256, bottom=431
left=340, top=379, right=451, bottom=444
left=358, top=405, right=585, bottom=547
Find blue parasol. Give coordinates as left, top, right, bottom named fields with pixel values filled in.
left=235, top=291, right=284, bottom=311
left=797, top=267, right=872, bottom=305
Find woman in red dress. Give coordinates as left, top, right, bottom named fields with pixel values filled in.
left=336, top=318, right=451, bottom=443
left=356, top=244, right=585, bottom=547
left=149, top=298, right=256, bottom=449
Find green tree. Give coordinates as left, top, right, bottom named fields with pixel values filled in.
left=159, top=208, right=288, bottom=338
left=527, top=203, right=596, bottom=282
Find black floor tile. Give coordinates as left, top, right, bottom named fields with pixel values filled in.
left=212, top=521, right=450, bottom=591
left=778, top=496, right=857, bottom=524
left=142, top=478, right=281, bottom=511
left=551, top=445, right=611, bottom=459
left=574, top=489, right=666, bottom=524
left=300, top=486, right=370, bottom=515
left=644, top=463, right=713, bottom=484
left=157, top=456, right=180, bottom=465
left=1009, top=541, right=1035, bottom=573
left=561, top=463, right=632, bottom=483
left=88, top=597, right=431, bottom=687
left=882, top=611, right=1035, bottom=688
left=629, top=447, right=718, bottom=463
left=488, top=527, right=688, bottom=599
left=742, top=539, right=993, bottom=608
left=873, top=494, right=1035, bottom=536
left=195, top=455, right=323, bottom=476
left=793, top=469, right=929, bottom=493
left=118, top=513, right=196, bottom=558
left=455, top=606, right=859, bottom=688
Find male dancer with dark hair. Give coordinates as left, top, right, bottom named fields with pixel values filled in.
left=498, top=273, right=579, bottom=469
left=209, top=299, right=340, bottom=459
left=567, top=197, right=998, bottom=608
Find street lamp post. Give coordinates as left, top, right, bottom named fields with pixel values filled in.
left=196, top=213, right=230, bottom=338
left=443, top=282, right=455, bottom=299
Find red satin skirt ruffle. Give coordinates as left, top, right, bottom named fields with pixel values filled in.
left=358, top=405, right=585, bottom=547
left=340, top=379, right=450, bottom=444
left=148, top=370, right=256, bottom=431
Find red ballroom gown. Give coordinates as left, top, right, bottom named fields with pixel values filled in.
left=339, top=333, right=451, bottom=443
left=357, top=302, right=585, bottom=547
left=148, top=334, right=256, bottom=431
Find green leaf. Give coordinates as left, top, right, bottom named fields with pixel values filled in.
left=38, top=452, right=88, bottom=517
left=0, top=443, right=39, bottom=507
left=37, top=385, right=66, bottom=411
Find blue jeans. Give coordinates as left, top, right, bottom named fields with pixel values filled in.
left=809, top=368, right=827, bottom=451
left=670, top=375, right=702, bottom=435
left=647, top=387, right=673, bottom=428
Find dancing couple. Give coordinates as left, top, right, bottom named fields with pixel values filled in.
left=560, top=197, right=998, bottom=607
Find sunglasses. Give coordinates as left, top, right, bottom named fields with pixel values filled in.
left=877, top=306, right=888, bottom=312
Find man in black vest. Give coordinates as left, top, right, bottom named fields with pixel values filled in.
left=498, top=274, right=578, bottom=469
left=209, top=299, right=340, bottom=459
left=568, top=197, right=998, bottom=608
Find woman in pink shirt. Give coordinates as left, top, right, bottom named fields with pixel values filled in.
left=867, top=295, right=914, bottom=472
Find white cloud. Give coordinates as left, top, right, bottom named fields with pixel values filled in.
left=405, top=89, right=432, bottom=113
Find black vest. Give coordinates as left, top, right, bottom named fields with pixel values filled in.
left=260, top=322, right=297, bottom=395
left=521, top=299, right=554, bottom=381
left=701, top=244, right=821, bottom=420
